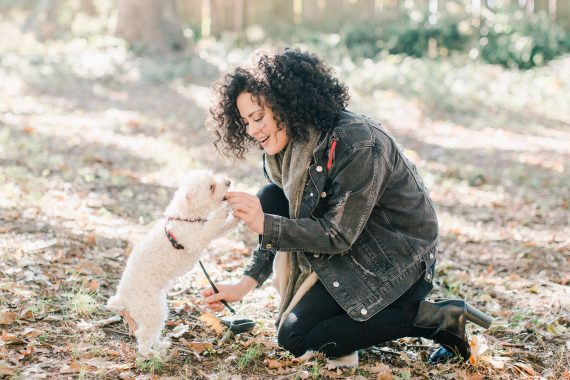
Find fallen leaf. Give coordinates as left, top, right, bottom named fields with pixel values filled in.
left=167, top=323, right=189, bottom=338
left=368, top=362, right=392, bottom=380
left=481, top=355, right=510, bottom=369
left=265, top=358, right=286, bottom=369
left=452, top=370, right=483, bottom=380
left=22, top=328, right=44, bottom=338
left=0, top=361, right=15, bottom=376
left=242, top=337, right=280, bottom=350
left=198, top=312, right=224, bottom=335
left=180, top=338, right=213, bottom=354
left=469, top=335, right=488, bottom=364
left=87, top=279, right=99, bottom=291
left=399, top=352, right=411, bottom=365
left=60, top=361, right=85, bottom=374
left=85, top=233, right=97, bottom=247
left=1, top=331, right=25, bottom=345
left=0, top=312, right=16, bottom=325
left=19, top=308, right=35, bottom=321
left=514, top=362, right=536, bottom=376
left=43, top=315, right=63, bottom=322
left=119, top=310, right=137, bottom=335
left=76, top=260, right=105, bottom=276
left=84, top=357, right=132, bottom=370
left=19, top=344, right=36, bottom=358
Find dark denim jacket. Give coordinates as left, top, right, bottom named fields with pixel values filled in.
left=244, top=111, right=439, bottom=321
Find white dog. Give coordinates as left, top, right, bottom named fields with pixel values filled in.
left=107, top=170, right=235, bottom=356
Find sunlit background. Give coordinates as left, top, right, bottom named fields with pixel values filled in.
left=0, top=0, right=569, bottom=378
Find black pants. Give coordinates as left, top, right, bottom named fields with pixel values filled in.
left=258, top=184, right=433, bottom=358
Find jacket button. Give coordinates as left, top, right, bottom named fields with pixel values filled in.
left=316, top=166, right=323, bottom=172
left=333, top=281, right=339, bottom=288
left=265, top=243, right=272, bottom=249
left=320, top=192, right=327, bottom=198
left=360, top=308, right=368, bottom=316
left=309, top=193, right=314, bottom=197
left=429, top=253, right=434, bottom=260
left=313, top=253, right=320, bottom=258
left=426, top=272, right=432, bottom=280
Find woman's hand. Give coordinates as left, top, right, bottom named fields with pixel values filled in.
left=201, top=276, right=258, bottom=312
left=225, top=191, right=265, bottom=234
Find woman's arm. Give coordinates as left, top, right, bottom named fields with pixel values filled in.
left=202, top=275, right=258, bottom=312
left=261, top=145, right=389, bottom=254
left=229, top=145, right=391, bottom=255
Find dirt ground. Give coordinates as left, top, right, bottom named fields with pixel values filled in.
left=1, top=26, right=569, bottom=379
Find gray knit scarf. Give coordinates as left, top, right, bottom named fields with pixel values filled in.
left=265, top=127, right=321, bottom=325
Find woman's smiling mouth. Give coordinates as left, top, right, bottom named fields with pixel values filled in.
left=259, top=135, right=270, bottom=145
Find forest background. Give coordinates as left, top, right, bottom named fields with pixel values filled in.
left=0, top=0, right=569, bottom=378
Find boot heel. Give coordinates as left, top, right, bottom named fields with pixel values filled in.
left=466, top=303, right=493, bottom=329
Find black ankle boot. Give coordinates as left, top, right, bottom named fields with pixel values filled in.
left=413, top=299, right=493, bottom=363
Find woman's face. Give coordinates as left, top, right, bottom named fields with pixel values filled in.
left=236, top=92, right=289, bottom=156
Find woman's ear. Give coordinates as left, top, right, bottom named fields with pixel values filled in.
left=210, top=183, right=216, bottom=194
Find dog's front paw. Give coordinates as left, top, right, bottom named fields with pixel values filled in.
left=155, top=338, right=171, bottom=355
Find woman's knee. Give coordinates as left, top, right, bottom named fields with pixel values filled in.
left=277, top=314, right=308, bottom=357
left=257, top=183, right=289, bottom=217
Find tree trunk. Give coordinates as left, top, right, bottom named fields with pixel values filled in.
left=116, top=0, right=184, bottom=53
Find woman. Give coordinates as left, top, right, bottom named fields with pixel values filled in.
left=202, top=48, right=492, bottom=364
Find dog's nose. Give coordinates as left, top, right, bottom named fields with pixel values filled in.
left=225, top=180, right=231, bottom=187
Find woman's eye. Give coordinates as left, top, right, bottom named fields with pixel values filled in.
left=254, top=115, right=263, bottom=123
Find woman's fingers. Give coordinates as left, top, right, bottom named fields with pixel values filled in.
left=202, top=289, right=227, bottom=311
left=204, top=292, right=226, bottom=304
left=206, top=301, right=225, bottom=312
left=226, top=192, right=260, bottom=208
left=225, top=191, right=265, bottom=234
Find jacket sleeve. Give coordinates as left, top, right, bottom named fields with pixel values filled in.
left=242, top=247, right=275, bottom=286
left=259, top=145, right=392, bottom=255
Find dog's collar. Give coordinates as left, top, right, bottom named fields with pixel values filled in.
left=167, top=216, right=207, bottom=223
left=164, top=216, right=207, bottom=250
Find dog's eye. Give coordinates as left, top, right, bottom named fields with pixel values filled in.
left=210, top=184, right=216, bottom=193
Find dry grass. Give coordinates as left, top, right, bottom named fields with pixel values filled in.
left=1, top=24, right=569, bottom=379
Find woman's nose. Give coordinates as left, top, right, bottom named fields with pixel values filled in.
left=246, top=123, right=262, bottom=137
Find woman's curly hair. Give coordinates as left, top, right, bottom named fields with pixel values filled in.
left=208, top=48, right=350, bottom=159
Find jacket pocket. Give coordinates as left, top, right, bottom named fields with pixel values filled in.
left=350, top=227, right=394, bottom=276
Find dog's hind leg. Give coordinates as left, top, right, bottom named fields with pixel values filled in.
left=133, top=300, right=169, bottom=356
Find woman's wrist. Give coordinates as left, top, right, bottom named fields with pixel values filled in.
left=239, top=275, right=259, bottom=295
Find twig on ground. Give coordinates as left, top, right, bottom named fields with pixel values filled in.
left=78, top=315, right=122, bottom=330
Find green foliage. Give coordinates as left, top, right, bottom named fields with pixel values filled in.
left=342, top=12, right=472, bottom=60
left=237, top=343, right=264, bottom=370
left=479, top=10, right=570, bottom=69
left=136, top=356, right=165, bottom=373
left=341, top=7, right=569, bottom=69
left=66, top=289, right=98, bottom=317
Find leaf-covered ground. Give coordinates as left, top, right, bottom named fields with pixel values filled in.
left=1, top=23, right=569, bottom=379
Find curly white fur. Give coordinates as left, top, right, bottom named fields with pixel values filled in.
left=107, top=171, right=236, bottom=356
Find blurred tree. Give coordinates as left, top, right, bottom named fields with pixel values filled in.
left=80, top=0, right=97, bottom=16
left=22, top=0, right=61, bottom=41
left=116, top=0, right=185, bottom=53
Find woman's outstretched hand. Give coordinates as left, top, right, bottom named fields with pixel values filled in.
left=201, top=276, right=258, bottom=312
left=225, top=191, right=265, bottom=235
